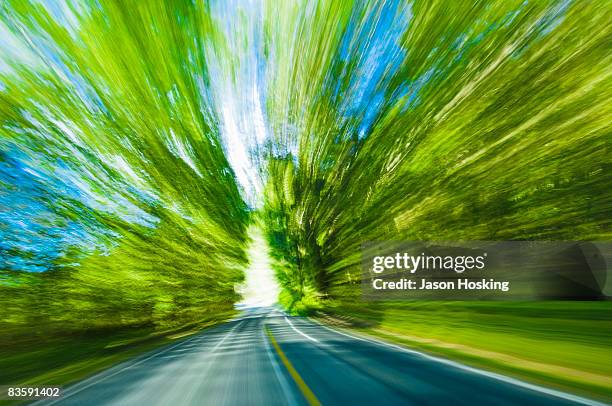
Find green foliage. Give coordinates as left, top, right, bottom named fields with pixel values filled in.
left=258, top=4, right=612, bottom=398
left=0, top=0, right=610, bottom=394
left=0, top=0, right=249, bottom=341
left=261, top=0, right=612, bottom=309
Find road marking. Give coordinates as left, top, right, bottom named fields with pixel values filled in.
left=285, top=316, right=319, bottom=342
left=265, top=326, right=321, bottom=406
left=37, top=321, right=242, bottom=406
left=310, top=319, right=606, bottom=406
left=261, top=325, right=299, bottom=406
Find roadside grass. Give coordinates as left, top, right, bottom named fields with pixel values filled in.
left=316, top=301, right=612, bottom=403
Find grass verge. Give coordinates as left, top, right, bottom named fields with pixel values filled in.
left=315, top=300, right=612, bottom=403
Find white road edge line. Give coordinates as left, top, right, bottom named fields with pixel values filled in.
left=36, top=321, right=243, bottom=406
left=309, top=318, right=606, bottom=406
left=285, top=316, right=319, bottom=343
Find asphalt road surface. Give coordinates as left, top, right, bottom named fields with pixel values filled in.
left=35, top=307, right=602, bottom=406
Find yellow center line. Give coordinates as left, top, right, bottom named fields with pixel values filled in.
left=265, top=325, right=322, bottom=406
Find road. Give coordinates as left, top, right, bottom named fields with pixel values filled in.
left=35, top=307, right=601, bottom=406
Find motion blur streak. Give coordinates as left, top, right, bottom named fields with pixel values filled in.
left=32, top=308, right=601, bottom=406
left=0, top=0, right=251, bottom=382
left=261, top=0, right=611, bottom=311
left=236, top=224, right=280, bottom=309
left=0, top=0, right=610, bottom=403
left=259, top=1, right=611, bottom=400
